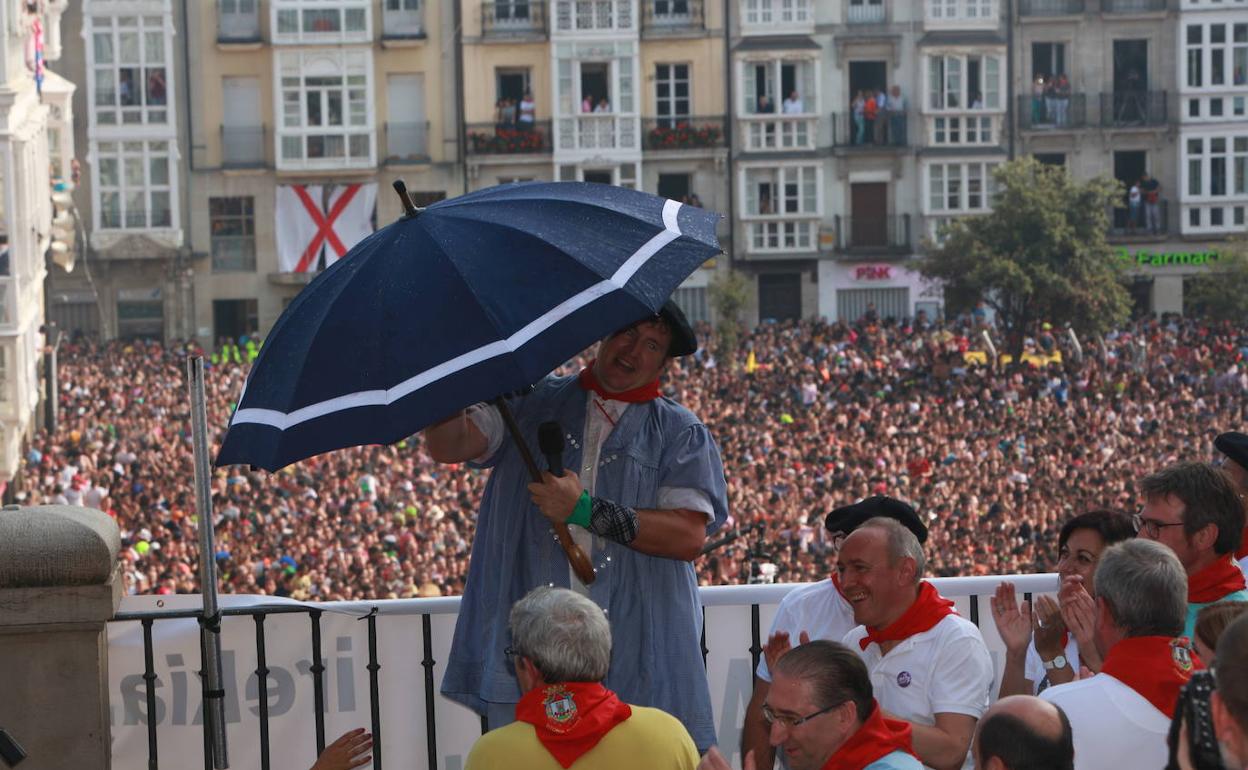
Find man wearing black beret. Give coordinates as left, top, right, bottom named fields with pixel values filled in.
left=741, top=496, right=929, bottom=769
left=1214, top=431, right=1248, bottom=573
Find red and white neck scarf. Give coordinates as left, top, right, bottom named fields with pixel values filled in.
left=1100, top=636, right=1203, bottom=718
left=578, top=360, right=661, bottom=403
left=514, top=682, right=632, bottom=768
left=859, top=581, right=958, bottom=651
left=1188, top=556, right=1248, bottom=604
left=820, top=700, right=916, bottom=770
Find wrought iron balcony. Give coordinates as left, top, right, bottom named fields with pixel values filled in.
left=482, top=0, right=547, bottom=36
left=1108, top=199, right=1169, bottom=238
left=221, top=125, right=266, bottom=168
left=217, top=0, right=261, bottom=42
left=1019, top=0, right=1084, bottom=15
left=831, top=111, right=909, bottom=148
left=1100, top=91, right=1168, bottom=127
left=1100, top=0, right=1166, bottom=12
left=641, top=116, right=726, bottom=151
left=465, top=120, right=552, bottom=155
left=642, top=0, right=703, bottom=30
left=1016, top=93, right=1087, bottom=130
left=833, top=215, right=912, bottom=253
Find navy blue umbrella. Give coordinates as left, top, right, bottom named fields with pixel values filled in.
left=216, top=181, right=721, bottom=473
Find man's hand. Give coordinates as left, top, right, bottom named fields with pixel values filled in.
left=528, top=470, right=584, bottom=524
left=699, top=747, right=755, bottom=770
left=310, top=728, right=372, bottom=770
left=763, top=630, right=810, bottom=675
left=990, top=581, right=1032, bottom=655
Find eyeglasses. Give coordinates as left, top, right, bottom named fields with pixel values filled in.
left=1132, top=511, right=1186, bottom=539
left=761, top=702, right=842, bottom=729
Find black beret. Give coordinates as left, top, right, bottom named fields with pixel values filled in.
left=825, top=495, right=928, bottom=543
left=657, top=299, right=697, bottom=358
left=1215, top=431, right=1248, bottom=471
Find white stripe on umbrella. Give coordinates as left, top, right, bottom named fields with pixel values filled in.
left=229, top=199, right=685, bottom=433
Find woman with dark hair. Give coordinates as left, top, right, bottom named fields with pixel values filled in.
left=991, top=509, right=1137, bottom=697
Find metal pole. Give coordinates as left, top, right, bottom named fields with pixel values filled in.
left=188, top=355, right=229, bottom=768
left=41, top=323, right=60, bottom=433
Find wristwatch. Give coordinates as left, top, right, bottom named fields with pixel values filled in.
left=1042, top=655, right=1068, bottom=671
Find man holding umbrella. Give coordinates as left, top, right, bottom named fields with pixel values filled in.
left=424, top=300, right=729, bottom=751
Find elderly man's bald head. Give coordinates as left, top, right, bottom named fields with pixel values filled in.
left=974, top=695, right=1073, bottom=770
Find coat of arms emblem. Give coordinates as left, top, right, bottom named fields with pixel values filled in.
left=543, top=685, right=579, bottom=732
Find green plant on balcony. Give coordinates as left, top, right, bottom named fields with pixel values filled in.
left=648, top=121, right=721, bottom=150
left=468, top=127, right=545, bottom=154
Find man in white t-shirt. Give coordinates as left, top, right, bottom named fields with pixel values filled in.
left=741, top=497, right=929, bottom=769
left=840, top=518, right=993, bottom=770
left=1040, top=540, right=1199, bottom=770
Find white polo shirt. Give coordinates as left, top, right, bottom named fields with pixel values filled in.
left=1023, top=636, right=1082, bottom=695
left=1040, top=673, right=1170, bottom=770
left=844, top=614, right=993, bottom=770
left=756, top=579, right=858, bottom=681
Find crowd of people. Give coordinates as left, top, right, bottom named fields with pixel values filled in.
left=8, top=312, right=1247, bottom=603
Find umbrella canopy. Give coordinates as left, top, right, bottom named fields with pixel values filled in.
left=216, top=181, right=721, bottom=471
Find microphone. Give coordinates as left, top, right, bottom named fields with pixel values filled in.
left=538, top=421, right=564, bottom=477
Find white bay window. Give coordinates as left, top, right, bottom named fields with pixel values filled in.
left=88, top=14, right=171, bottom=127
left=94, top=140, right=175, bottom=231
left=276, top=50, right=375, bottom=169
left=272, top=0, right=371, bottom=44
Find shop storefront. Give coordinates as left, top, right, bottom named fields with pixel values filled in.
left=817, top=260, right=943, bottom=323
left=1115, top=244, right=1224, bottom=316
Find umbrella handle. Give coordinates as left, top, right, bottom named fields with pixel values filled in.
left=493, top=398, right=597, bottom=586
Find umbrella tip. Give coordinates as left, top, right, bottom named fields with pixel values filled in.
left=392, top=179, right=418, bottom=217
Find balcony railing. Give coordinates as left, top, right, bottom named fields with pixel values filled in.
left=385, top=121, right=430, bottom=162
left=834, top=214, right=912, bottom=252
left=1109, top=198, right=1169, bottom=238
left=1017, top=93, right=1087, bottom=130
left=382, top=0, right=424, bottom=37
left=1100, top=0, right=1166, bottom=11
left=104, top=575, right=1058, bottom=770
left=211, top=236, right=257, bottom=272
left=642, top=0, right=703, bottom=30
left=1100, top=91, right=1168, bottom=127
left=221, top=125, right=266, bottom=168
left=739, top=115, right=817, bottom=152
left=1019, top=0, right=1085, bottom=15
left=641, top=116, right=726, bottom=151
left=483, top=0, right=548, bottom=35
left=466, top=120, right=551, bottom=155
left=217, top=0, right=261, bottom=42
left=746, top=219, right=819, bottom=253
left=831, top=111, right=909, bottom=147
left=554, top=0, right=635, bottom=32
left=847, top=1, right=885, bottom=23
left=557, top=114, right=638, bottom=151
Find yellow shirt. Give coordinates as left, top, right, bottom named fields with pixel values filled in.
left=465, top=705, right=699, bottom=770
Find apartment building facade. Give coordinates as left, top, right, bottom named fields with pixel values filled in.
left=47, top=0, right=1243, bottom=346
left=0, top=0, right=75, bottom=487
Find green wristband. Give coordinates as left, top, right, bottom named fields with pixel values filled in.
left=567, top=490, right=592, bottom=529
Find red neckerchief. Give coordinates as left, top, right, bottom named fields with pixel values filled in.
left=821, top=700, right=915, bottom=770
left=859, top=582, right=957, bottom=651
left=1236, top=527, right=1248, bottom=561
left=514, top=682, right=632, bottom=769
left=1099, top=636, right=1203, bottom=718
left=1188, top=556, right=1248, bottom=604
left=578, top=360, right=661, bottom=403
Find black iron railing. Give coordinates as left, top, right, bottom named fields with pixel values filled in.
left=641, top=0, right=704, bottom=29
left=465, top=120, right=551, bottom=155
left=641, top=116, right=726, bottom=150
left=1016, top=92, right=1087, bottom=129
left=1019, top=0, right=1085, bottom=15
left=217, top=0, right=261, bottom=42
left=1100, top=0, right=1166, bottom=12
left=1100, top=91, right=1168, bottom=127
left=482, top=0, right=548, bottom=35
left=834, top=214, right=912, bottom=252
left=830, top=110, right=909, bottom=147
left=1108, top=198, right=1169, bottom=237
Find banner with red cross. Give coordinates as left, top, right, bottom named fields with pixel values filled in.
left=275, top=183, right=377, bottom=273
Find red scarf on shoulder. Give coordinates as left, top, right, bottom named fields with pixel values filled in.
left=514, top=682, right=632, bottom=769
left=821, top=701, right=915, bottom=770
left=859, top=582, right=957, bottom=651
left=578, top=360, right=661, bottom=403
left=1100, top=636, right=1203, bottom=718
left=1188, top=556, right=1248, bottom=604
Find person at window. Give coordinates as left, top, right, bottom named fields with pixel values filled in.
left=118, top=69, right=135, bottom=106
left=1127, top=180, right=1142, bottom=233
left=970, top=91, right=983, bottom=110
left=146, top=69, right=166, bottom=106
left=852, top=91, right=866, bottom=145
left=518, top=90, right=536, bottom=130
left=757, top=94, right=775, bottom=114
left=874, top=87, right=889, bottom=145
left=864, top=89, right=879, bottom=144
left=500, top=97, right=517, bottom=128
left=1140, top=173, right=1162, bottom=235
left=594, top=97, right=610, bottom=113
left=1054, top=74, right=1071, bottom=127
left=887, top=85, right=907, bottom=145
left=782, top=90, right=804, bottom=114
left=0, top=234, right=9, bottom=277
left=1044, top=76, right=1058, bottom=126
left=1032, top=75, right=1047, bottom=125
left=582, top=94, right=594, bottom=113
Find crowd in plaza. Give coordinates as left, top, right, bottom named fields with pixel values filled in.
left=12, top=311, right=1248, bottom=601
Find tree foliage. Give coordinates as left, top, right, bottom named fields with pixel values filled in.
left=708, top=269, right=750, bottom=368
left=919, top=157, right=1132, bottom=358
left=1184, top=238, right=1248, bottom=322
